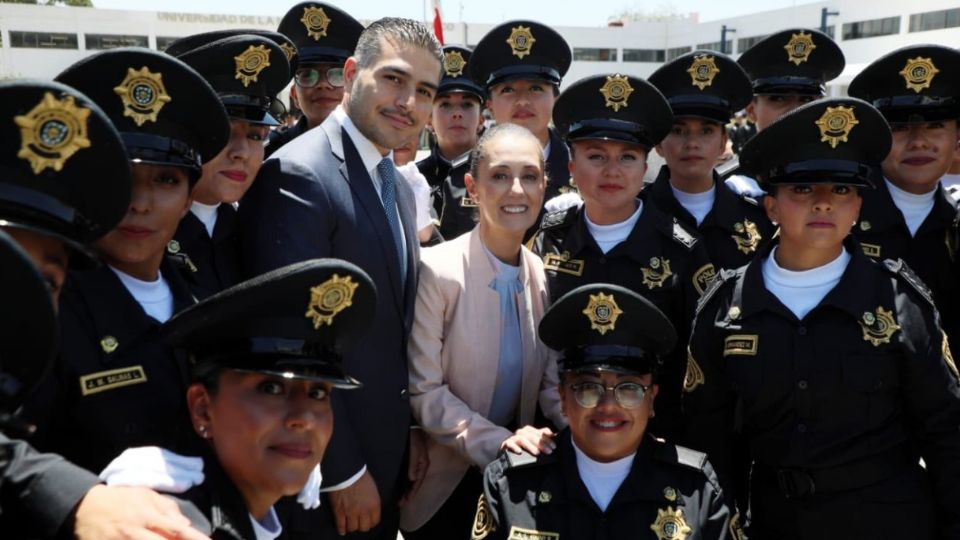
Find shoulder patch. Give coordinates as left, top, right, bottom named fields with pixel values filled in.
left=540, top=207, right=577, bottom=231
left=695, top=267, right=738, bottom=315
left=502, top=449, right=546, bottom=470
left=654, top=441, right=708, bottom=471
left=716, top=156, right=740, bottom=179
left=739, top=194, right=760, bottom=207
left=882, top=258, right=935, bottom=307
left=671, top=218, right=699, bottom=250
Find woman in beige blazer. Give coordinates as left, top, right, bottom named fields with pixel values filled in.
left=400, top=124, right=567, bottom=538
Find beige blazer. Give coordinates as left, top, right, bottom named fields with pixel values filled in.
left=400, top=227, right=566, bottom=531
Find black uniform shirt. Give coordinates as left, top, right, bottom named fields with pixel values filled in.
left=474, top=429, right=739, bottom=540
left=417, top=146, right=477, bottom=241
left=645, top=166, right=774, bottom=271
left=264, top=116, right=309, bottom=159
left=173, top=204, right=242, bottom=300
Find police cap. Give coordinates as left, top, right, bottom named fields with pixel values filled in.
left=438, top=45, right=485, bottom=102
left=848, top=44, right=960, bottom=124
left=649, top=50, right=752, bottom=124
left=470, top=20, right=571, bottom=89
left=539, top=283, right=677, bottom=376
left=0, top=80, right=130, bottom=264
left=739, top=97, right=891, bottom=188
left=277, top=2, right=364, bottom=65
left=56, top=48, right=230, bottom=181
left=164, top=259, right=376, bottom=388
left=553, top=74, right=673, bottom=150
left=738, top=28, right=844, bottom=96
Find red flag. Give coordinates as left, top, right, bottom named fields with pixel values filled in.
left=432, top=0, right=445, bottom=45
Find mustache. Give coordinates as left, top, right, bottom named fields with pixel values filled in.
left=381, top=107, right=414, bottom=126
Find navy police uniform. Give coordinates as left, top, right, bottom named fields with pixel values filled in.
left=167, top=31, right=292, bottom=298
left=265, top=2, right=364, bottom=158
left=848, top=45, right=960, bottom=347
left=647, top=51, right=775, bottom=270
left=474, top=284, right=738, bottom=540
left=21, top=48, right=229, bottom=473
left=684, top=98, right=960, bottom=539
left=533, top=74, right=714, bottom=440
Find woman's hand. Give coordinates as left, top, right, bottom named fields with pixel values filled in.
left=500, top=426, right=556, bottom=456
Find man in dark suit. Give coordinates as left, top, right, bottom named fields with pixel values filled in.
left=238, top=17, right=442, bottom=539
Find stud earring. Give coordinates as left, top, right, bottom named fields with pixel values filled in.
left=198, top=425, right=210, bottom=438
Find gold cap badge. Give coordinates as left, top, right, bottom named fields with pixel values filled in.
left=301, top=6, right=332, bottom=41
left=582, top=292, right=623, bottom=335
left=650, top=506, right=692, bottom=540
left=859, top=306, right=900, bottom=346
left=899, top=56, right=940, bottom=93
left=100, top=335, right=119, bottom=354
left=234, top=44, right=272, bottom=88
left=506, top=25, right=536, bottom=59
left=14, top=92, right=92, bottom=174
left=443, top=50, right=467, bottom=77
left=279, top=42, right=297, bottom=62
left=815, top=105, right=859, bottom=149
left=599, top=74, right=634, bottom=112
left=687, top=54, right=720, bottom=90
left=113, top=67, right=173, bottom=126
left=783, top=31, right=817, bottom=66
left=305, top=274, right=358, bottom=329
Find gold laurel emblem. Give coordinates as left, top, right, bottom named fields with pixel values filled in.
left=14, top=92, right=92, bottom=174
left=280, top=42, right=297, bottom=62
left=582, top=292, right=624, bottom=335
left=305, top=274, right=358, bottom=329
left=731, top=219, right=761, bottom=254
left=683, top=348, right=705, bottom=393
left=599, top=74, right=634, bottom=112
left=815, top=106, right=859, bottom=149
left=687, top=54, right=720, bottom=90
left=783, top=31, right=817, bottom=66
left=443, top=50, right=467, bottom=77
left=641, top=257, right=673, bottom=289
left=537, top=491, right=552, bottom=503
left=858, top=306, right=901, bottom=346
left=729, top=512, right=745, bottom=540
left=663, top=486, right=678, bottom=502
left=234, top=44, right=272, bottom=88
left=113, top=67, right=173, bottom=126
left=301, top=6, right=332, bottom=40
left=166, top=239, right=181, bottom=254
left=650, top=506, right=692, bottom=540
left=471, top=495, right=495, bottom=540
left=506, top=26, right=536, bottom=59
left=100, top=335, right=119, bottom=354
left=899, top=56, right=940, bottom=93
left=942, top=331, right=959, bottom=380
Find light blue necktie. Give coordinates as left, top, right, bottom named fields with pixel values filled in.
left=376, top=157, right=406, bottom=284
left=488, top=272, right=523, bottom=426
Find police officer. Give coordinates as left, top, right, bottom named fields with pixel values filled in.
left=647, top=50, right=775, bottom=270
left=417, top=45, right=487, bottom=242
left=721, top=28, right=845, bottom=196
left=470, top=20, right=572, bottom=240
left=848, top=45, right=960, bottom=348
left=472, top=283, right=738, bottom=540
left=0, top=80, right=131, bottom=304
left=531, top=74, right=713, bottom=440
left=164, top=31, right=292, bottom=298
left=21, top=48, right=230, bottom=474
left=684, top=97, right=960, bottom=539
left=265, top=1, right=364, bottom=157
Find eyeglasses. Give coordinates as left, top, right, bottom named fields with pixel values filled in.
left=569, top=381, right=651, bottom=409
left=295, top=66, right=345, bottom=88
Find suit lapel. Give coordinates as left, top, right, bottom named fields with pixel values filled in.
left=465, top=229, right=502, bottom=418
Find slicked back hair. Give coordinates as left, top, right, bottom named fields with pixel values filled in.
left=354, top=17, right=442, bottom=70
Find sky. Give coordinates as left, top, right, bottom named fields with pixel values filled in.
left=89, top=0, right=818, bottom=26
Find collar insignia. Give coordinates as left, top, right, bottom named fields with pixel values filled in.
left=235, top=44, right=272, bottom=88
left=600, top=74, right=634, bottom=112
left=859, top=306, right=900, bottom=346
left=444, top=50, right=467, bottom=77
left=301, top=6, right=332, bottom=41
left=641, top=256, right=673, bottom=289
left=113, top=66, right=172, bottom=126
left=815, top=105, right=859, bottom=149
left=306, top=274, right=358, bottom=329
left=687, top=54, right=720, bottom=90
left=506, top=26, right=536, bottom=59
left=899, top=56, right=940, bottom=93
left=471, top=495, right=495, bottom=540
left=783, top=31, right=817, bottom=66
left=650, top=506, right=692, bottom=539
left=582, top=292, right=623, bottom=335
left=731, top=219, right=761, bottom=254
left=14, top=92, right=91, bottom=174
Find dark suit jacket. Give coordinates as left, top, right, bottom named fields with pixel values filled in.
left=238, top=112, right=419, bottom=513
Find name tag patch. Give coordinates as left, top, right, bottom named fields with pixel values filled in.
left=724, top=335, right=758, bottom=356
left=80, top=365, right=148, bottom=396
left=508, top=527, right=560, bottom=540
left=861, top=243, right=881, bottom=258
left=543, top=252, right=584, bottom=276
left=460, top=196, right=478, bottom=207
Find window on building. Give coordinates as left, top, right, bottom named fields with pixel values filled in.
left=666, top=46, right=692, bottom=61
left=695, top=40, right=733, bottom=53
left=573, top=47, right=617, bottom=62
left=156, top=36, right=182, bottom=51
left=737, top=35, right=767, bottom=53
left=909, top=8, right=960, bottom=32
left=622, top=48, right=665, bottom=62
left=85, top=34, right=148, bottom=50
left=9, top=31, right=79, bottom=49
left=842, top=16, right=900, bottom=40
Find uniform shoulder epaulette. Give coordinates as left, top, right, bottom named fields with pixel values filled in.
left=695, top=267, right=738, bottom=315
left=670, top=218, right=699, bottom=250
left=716, top=156, right=740, bottom=179
left=499, top=449, right=556, bottom=472
left=539, top=207, right=578, bottom=231
left=653, top=440, right=708, bottom=472
left=739, top=194, right=760, bottom=207
left=881, top=258, right=935, bottom=307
